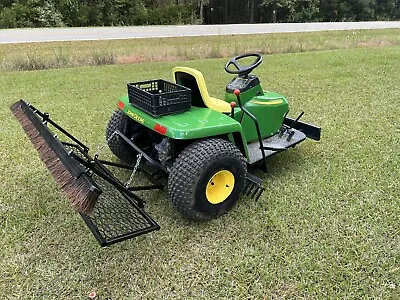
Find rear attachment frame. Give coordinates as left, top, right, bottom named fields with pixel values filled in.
left=62, top=139, right=165, bottom=247
left=11, top=100, right=162, bottom=247
left=283, top=116, right=321, bottom=141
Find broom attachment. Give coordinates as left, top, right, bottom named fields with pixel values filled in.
left=10, top=100, right=101, bottom=214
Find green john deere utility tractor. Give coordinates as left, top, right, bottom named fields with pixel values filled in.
left=11, top=53, right=320, bottom=246
left=105, top=53, right=320, bottom=221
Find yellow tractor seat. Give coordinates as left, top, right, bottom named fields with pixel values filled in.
left=172, top=67, right=231, bottom=113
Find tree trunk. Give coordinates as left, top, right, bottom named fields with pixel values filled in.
left=249, top=0, right=255, bottom=23
left=224, top=0, right=228, bottom=23
left=200, top=1, right=204, bottom=23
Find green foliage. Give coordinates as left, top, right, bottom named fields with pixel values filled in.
left=258, top=0, right=400, bottom=22
left=318, top=0, right=377, bottom=21
left=36, top=1, right=65, bottom=27
left=0, top=0, right=201, bottom=28
left=0, top=2, right=35, bottom=28
left=205, top=0, right=399, bottom=24
left=147, top=3, right=197, bottom=25
left=291, top=1, right=321, bottom=22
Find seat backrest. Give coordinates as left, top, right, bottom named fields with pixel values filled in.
left=172, top=67, right=231, bottom=113
left=174, top=70, right=205, bottom=108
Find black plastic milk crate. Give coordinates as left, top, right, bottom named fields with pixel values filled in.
left=127, top=79, right=191, bottom=118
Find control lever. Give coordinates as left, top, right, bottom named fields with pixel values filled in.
left=280, top=111, right=304, bottom=141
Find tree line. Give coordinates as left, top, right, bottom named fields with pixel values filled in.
left=207, top=0, right=400, bottom=24
left=0, top=1, right=399, bottom=29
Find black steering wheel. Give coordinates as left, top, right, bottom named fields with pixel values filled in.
left=224, top=53, right=263, bottom=77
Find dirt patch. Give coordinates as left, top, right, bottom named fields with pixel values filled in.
left=356, top=39, right=395, bottom=48
left=117, top=53, right=182, bottom=64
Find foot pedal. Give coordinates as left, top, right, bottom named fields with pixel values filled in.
left=80, top=174, right=160, bottom=247
left=243, top=173, right=265, bottom=201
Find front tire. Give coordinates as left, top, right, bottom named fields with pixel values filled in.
left=168, top=138, right=247, bottom=221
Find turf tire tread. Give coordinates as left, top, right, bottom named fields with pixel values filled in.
left=168, top=138, right=246, bottom=221
left=105, top=110, right=136, bottom=164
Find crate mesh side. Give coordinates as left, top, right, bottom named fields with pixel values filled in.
left=127, top=79, right=191, bottom=117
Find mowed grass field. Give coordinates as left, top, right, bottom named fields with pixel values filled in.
left=0, top=35, right=399, bottom=298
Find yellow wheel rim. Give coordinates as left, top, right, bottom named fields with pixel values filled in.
left=206, top=170, right=235, bottom=204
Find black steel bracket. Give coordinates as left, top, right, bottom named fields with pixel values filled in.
left=283, top=117, right=321, bottom=141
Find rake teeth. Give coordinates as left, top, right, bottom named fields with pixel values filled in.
left=246, top=184, right=255, bottom=196
left=243, top=173, right=265, bottom=201
left=10, top=100, right=101, bottom=214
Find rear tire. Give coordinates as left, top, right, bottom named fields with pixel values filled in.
left=168, top=138, right=247, bottom=221
left=106, top=109, right=147, bottom=164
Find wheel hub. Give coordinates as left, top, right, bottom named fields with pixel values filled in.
left=206, top=170, right=235, bottom=204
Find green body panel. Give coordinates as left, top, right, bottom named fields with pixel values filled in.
left=119, top=78, right=289, bottom=161
left=119, top=95, right=247, bottom=146
left=232, top=91, right=289, bottom=142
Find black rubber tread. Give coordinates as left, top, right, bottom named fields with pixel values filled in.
left=168, top=138, right=247, bottom=221
left=106, top=110, right=137, bottom=164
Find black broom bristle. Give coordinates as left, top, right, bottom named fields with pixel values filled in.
left=10, top=101, right=100, bottom=214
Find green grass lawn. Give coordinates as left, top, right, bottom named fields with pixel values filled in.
left=0, top=46, right=399, bottom=299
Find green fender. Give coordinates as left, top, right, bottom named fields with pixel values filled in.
left=117, top=96, right=250, bottom=159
